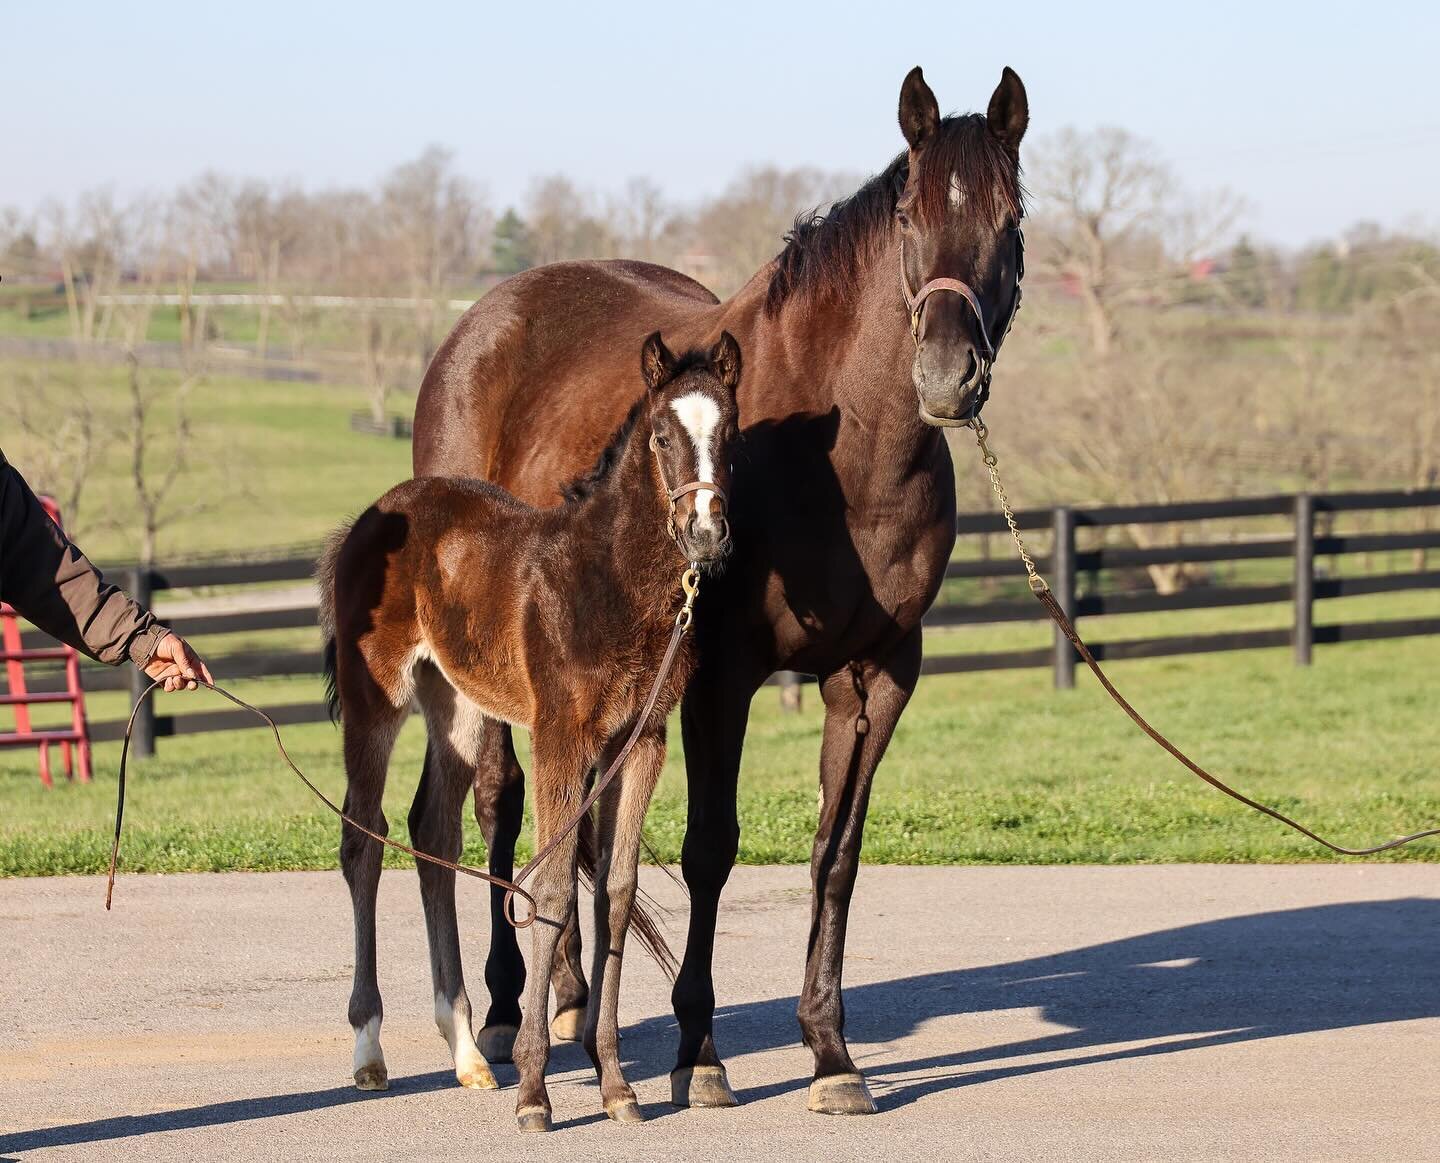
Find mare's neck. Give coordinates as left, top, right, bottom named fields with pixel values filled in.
left=714, top=231, right=947, bottom=489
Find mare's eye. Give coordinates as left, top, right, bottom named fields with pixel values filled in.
left=895, top=208, right=912, bottom=231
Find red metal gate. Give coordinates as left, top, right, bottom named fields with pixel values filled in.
left=0, top=495, right=92, bottom=787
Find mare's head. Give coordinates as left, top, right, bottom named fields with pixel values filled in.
left=898, top=66, right=1028, bottom=426
left=639, top=330, right=743, bottom=567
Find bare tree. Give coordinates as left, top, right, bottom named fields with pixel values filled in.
left=0, top=366, right=104, bottom=535
left=525, top=175, right=612, bottom=266
left=1029, top=128, right=1238, bottom=356
left=123, top=354, right=211, bottom=566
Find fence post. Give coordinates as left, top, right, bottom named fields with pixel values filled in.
left=776, top=670, right=804, bottom=713
left=1293, top=493, right=1314, bottom=666
left=1052, top=506, right=1077, bottom=690
left=127, top=566, right=156, bottom=758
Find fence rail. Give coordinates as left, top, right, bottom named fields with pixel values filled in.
left=12, top=486, right=1440, bottom=752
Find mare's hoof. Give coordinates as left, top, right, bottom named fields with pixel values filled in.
left=477, top=1024, right=518, bottom=1063
left=670, top=1064, right=738, bottom=1108
left=550, top=1007, right=585, bottom=1042
left=353, top=1064, right=389, bottom=1092
left=605, top=1097, right=646, bottom=1124
left=807, top=1072, right=876, bottom=1115
left=516, top=1106, right=553, bottom=1133
left=457, top=1064, right=498, bottom=1090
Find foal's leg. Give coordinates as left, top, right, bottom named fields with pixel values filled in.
left=584, top=732, right=666, bottom=1124
left=340, top=696, right=406, bottom=1092
left=799, top=630, right=922, bottom=1115
left=470, top=719, right=527, bottom=1062
left=512, top=733, right=590, bottom=1133
left=411, top=670, right=497, bottom=1090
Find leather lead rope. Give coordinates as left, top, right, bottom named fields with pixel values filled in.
left=967, top=419, right=1440, bottom=857
left=107, top=564, right=703, bottom=922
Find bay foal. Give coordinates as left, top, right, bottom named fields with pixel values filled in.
left=319, top=331, right=741, bottom=1131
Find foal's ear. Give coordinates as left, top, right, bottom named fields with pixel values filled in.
left=709, top=331, right=742, bottom=392
left=986, top=66, right=1028, bottom=153
left=899, top=66, right=941, bottom=151
left=640, top=331, right=676, bottom=391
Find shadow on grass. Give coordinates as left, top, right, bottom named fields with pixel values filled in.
left=4, top=897, right=1435, bottom=1150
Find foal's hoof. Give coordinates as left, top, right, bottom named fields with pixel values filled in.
left=605, top=1097, right=646, bottom=1124
left=456, top=1063, right=498, bottom=1090
left=807, top=1072, right=877, bottom=1115
left=550, top=1007, right=585, bottom=1042
left=670, top=1064, right=738, bottom=1108
left=477, top=1024, right=518, bottom=1064
left=353, top=1064, right=389, bottom=1092
left=516, top=1106, right=553, bottom=1133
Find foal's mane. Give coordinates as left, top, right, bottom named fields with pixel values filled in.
left=560, top=348, right=716, bottom=504
left=764, top=113, right=1025, bottom=317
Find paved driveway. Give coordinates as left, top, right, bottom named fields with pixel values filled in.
left=1, top=865, right=1436, bottom=1161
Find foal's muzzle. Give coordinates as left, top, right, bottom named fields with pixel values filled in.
left=669, top=480, right=731, bottom=565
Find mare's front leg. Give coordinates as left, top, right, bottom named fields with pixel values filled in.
left=511, top=730, right=590, bottom=1133
left=800, top=629, right=922, bottom=1115
left=584, top=732, right=666, bottom=1123
left=669, top=657, right=760, bottom=1108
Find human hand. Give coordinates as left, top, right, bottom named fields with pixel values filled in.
left=142, top=632, right=214, bottom=692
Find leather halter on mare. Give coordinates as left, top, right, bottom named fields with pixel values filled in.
left=900, top=227, right=1025, bottom=425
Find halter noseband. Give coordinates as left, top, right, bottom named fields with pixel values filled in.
left=900, top=227, right=1025, bottom=421
left=650, top=435, right=730, bottom=549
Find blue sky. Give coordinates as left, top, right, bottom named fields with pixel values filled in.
left=6, top=1, right=1437, bottom=246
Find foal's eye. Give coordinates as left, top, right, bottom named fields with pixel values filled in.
left=654, top=435, right=670, bottom=450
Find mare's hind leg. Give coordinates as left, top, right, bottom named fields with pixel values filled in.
left=340, top=693, right=407, bottom=1092
left=511, top=730, right=590, bottom=1133
left=471, top=720, right=527, bottom=1062
left=411, top=669, right=497, bottom=1090
left=584, top=732, right=666, bottom=1124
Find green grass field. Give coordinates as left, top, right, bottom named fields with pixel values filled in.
left=2, top=626, right=1437, bottom=876
left=1, top=356, right=1437, bottom=876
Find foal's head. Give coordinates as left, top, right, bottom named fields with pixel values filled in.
left=639, top=330, right=742, bottom=567
left=897, top=66, right=1028, bottom=426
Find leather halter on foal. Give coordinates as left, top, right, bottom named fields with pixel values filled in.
left=900, top=227, right=1025, bottom=420
left=651, top=435, right=730, bottom=547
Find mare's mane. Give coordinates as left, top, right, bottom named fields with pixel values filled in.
left=765, top=113, right=1024, bottom=316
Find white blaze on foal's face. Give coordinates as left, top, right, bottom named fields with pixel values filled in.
left=670, top=392, right=723, bottom=533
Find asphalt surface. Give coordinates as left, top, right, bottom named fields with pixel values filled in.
left=1, top=865, right=1436, bottom=1161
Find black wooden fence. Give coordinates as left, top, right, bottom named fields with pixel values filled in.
left=17, top=486, right=1440, bottom=754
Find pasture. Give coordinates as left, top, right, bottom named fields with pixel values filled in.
left=2, top=357, right=1439, bottom=877
left=3, top=622, right=1437, bottom=876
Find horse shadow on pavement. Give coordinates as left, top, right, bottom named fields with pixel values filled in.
left=3, top=897, right=1435, bottom=1150
left=619, top=895, right=1440, bottom=1110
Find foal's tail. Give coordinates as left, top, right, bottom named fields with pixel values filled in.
left=576, top=812, right=682, bottom=980
left=315, top=521, right=352, bottom=723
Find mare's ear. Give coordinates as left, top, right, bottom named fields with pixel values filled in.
left=899, top=66, right=941, bottom=151
left=710, top=331, right=742, bottom=392
left=640, top=331, right=675, bottom=391
left=987, top=66, right=1028, bottom=153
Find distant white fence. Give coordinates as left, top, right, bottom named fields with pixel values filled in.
left=94, top=293, right=479, bottom=312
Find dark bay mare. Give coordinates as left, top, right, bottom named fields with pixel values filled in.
left=412, top=66, right=1029, bottom=1115
left=322, top=333, right=742, bottom=1131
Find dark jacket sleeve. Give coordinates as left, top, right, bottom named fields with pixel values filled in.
left=0, top=449, right=168, bottom=667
